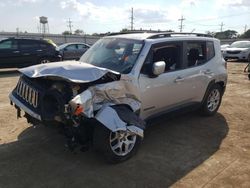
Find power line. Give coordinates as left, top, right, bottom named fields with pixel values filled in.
left=130, top=7, right=134, bottom=30
left=187, top=12, right=250, bottom=23
left=67, top=18, right=73, bottom=34
left=178, top=15, right=185, bottom=32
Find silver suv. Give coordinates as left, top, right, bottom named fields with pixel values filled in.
left=9, top=32, right=227, bottom=163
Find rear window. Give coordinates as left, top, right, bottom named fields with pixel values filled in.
left=207, top=41, right=215, bottom=61
left=0, top=40, right=18, bottom=50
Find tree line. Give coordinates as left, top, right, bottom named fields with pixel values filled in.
left=62, top=28, right=250, bottom=39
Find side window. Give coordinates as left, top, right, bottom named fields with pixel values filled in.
left=207, top=41, right=215, bottom=61
left=142, top=43, right=182, bottom=74
left=40, top=43, right=49, bottom=49
left=65, top=44, right=77, bottom=50
left=0, top=40, right=17, bottom=50
left=186, top=42, right=206, bottom=67
left=19, top=40, right=39, bottom=50
left=77, top=44, right=88, bottom=49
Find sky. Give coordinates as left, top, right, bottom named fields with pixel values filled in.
left=0, top=0, right=249, bottom=34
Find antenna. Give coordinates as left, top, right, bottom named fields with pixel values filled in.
left=178, top=15, right=185, bottom=32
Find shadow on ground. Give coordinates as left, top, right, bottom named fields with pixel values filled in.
left=0, top=112, right=228, bottom=188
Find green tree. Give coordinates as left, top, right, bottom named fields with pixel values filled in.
left=74, top=29, right=84, bottom=35
left=214, top=30, right=238, bottom=39
left=240, top=29, right=250, bottom=38
left=62, top=31, right=71, bottom=35
left=120, top=28, right=129, bottom=32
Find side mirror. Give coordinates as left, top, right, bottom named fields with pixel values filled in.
left=152, top=61, right=165, bottom=76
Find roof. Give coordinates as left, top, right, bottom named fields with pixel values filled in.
left=105, top=32, right=214, bottom=41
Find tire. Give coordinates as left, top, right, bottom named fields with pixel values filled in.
left=93, top=124, right=142, bottom=164
left=200, top=84, right=223, bottom=116
left=39, top=58, right=50, bottom=64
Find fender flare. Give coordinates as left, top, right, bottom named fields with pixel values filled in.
left=95, top=105, right=145, bottom=138
left=201, top=80, right=225, bottom=105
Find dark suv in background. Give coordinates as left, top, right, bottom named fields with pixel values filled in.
left=0, top=38, right=61, bottom=68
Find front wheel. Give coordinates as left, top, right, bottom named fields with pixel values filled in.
left=200, top=84, right=223, bottom=116
left=93, top=125, right=142, bottom=163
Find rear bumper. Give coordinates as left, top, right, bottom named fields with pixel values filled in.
left=9, top=93, right=41, bottom=121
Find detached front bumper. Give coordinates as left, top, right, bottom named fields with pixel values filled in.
left=9, top=93, right=41, bottom=121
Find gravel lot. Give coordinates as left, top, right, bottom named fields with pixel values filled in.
left=0, top=62, right=249, bottom=188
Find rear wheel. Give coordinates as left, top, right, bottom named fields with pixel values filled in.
left=39, top=58, right=50, bottom=64
left=200, top=84, right=223, bottom=116
left=93, top=124, right=141, bottom=163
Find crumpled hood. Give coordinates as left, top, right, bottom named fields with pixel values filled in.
left=19, top=61, right=120, bottom=83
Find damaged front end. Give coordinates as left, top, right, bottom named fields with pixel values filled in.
left=9, top=61, right=145, bottom=152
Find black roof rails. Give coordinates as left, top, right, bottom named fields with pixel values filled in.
left=147, top=32, right=213, bottom=39
left=107, top=31, right=147, bottom=36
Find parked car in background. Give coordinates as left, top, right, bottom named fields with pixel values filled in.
left=220, top=44, right=230, bottom=51
left=58, top=43, right=90, bottom=60
left=222, top=41, right=250, bottom=62
left=0, top=38, right=61, bottom=68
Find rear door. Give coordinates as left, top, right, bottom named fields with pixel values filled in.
left=0, top=39, right=20, bottom=68
left=180, top=40, right=216, bottom=102
left=18, top=39, right=39, bottom=67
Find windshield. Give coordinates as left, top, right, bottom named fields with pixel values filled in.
left=80, top=38, right=143, bottom=74
left=230, top=41, right=250, bottom=48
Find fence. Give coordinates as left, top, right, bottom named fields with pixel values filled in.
left=0, top=32, right=100, bottom=45
left=0, top=32, right=249, bottom=45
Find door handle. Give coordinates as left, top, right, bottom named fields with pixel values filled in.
left=174, top=76, right=185, bottom=83
left=36, top=49, right=43, bottom=52
left=13, top=51, right=20, bottom=53
left=23, top=53, right=30, bottom=56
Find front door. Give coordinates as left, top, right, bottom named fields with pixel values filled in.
left=139, top=41, right=203, bottom=119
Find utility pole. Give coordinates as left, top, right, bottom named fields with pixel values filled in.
left=16, top=28, right=19, bottom=37
left=130, top=7, right=134, bottom=31
left=67, top=18, right=73, bottom=34
left=244, top=25, right=247, bottom=32
left=220, top=22, right=224, bottom=32
left=178, top=15, right=185, bottom=32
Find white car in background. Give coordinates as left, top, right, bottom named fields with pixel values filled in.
left=221, top=44, right=230, bottom=51
left=222, top=41, right=250, bottom=62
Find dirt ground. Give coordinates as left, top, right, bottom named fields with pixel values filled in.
left=0, top=62, right=249, bottom=188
